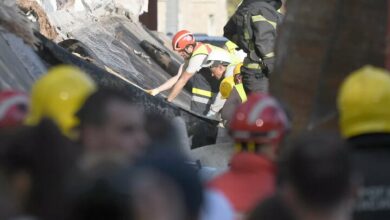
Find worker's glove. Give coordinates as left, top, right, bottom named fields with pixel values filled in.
left=206, top=110, right=219, bottom=120
left=146, top=88, right=160, bottom=96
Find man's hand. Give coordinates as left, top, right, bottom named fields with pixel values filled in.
left=146, top=88, right=160, bottom=96
left=206, top=109, right=218, bottom=120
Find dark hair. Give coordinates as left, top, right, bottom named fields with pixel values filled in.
left=69, top=164, right=134, bottom=220
left=135, top=148, right=204, bottom=220
left=0, top=119, right=81, bottom=220
left=248, top=194, right=296, bottom=220
left=144, top=113, right=181, bottom=149
left=77, top=87, right=136, bottom=127
left=279, top=132, right=352, bottom=209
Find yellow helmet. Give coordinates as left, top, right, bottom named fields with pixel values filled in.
left=234, top=63, right=243, bottom=75
left=220, top=76, right=235, bottom=99
left=338, top=65, right=390, bottom=138
left=25, top=65, right=97, bottom=139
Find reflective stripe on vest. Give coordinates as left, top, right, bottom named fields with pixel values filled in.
left=265, top=52, right=274, bottom=58
left=192, top=88, right=213, bottom=98
left=245, top=63, right=262, bottom=70
left=235, top=83, right=247, bottom=103
left=192, top=95, right=210, bottom=104
left=251, top=15, right=277, bottom=29
left=192, top=43, right=213, bottom=57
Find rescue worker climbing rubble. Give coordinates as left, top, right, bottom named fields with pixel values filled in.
left=224, top=0, right=283, bottom=93
left=165, top=30, right=232, bottom=115
left=208, top=92, right=289, bottom=219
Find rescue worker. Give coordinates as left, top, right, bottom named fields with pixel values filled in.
left=337, top=66, right=390, bottom=220
left=215, top=65, right=240, bottom=102
left=0, top=90, right=29, bottom=128
left=165, top=30, right=222, bottom=115
left=147, top=41, right=245, bottom=98
left=25, top=65, right=97, bottom=139
left=202, top=48, right=237, bottom=118
left=208, top=92, right=289, bottom=219
left=224, top=0, right=283, bottom=93
left=221, top=63, right=248, bottom=125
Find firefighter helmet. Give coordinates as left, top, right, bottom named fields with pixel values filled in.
left=172, top=30, right=196, bottom=51
left=230, top=92, right=289, bottom=144
left=338, top=65, right=390, bottom=138
left=25, top=65, right=96, bottom=139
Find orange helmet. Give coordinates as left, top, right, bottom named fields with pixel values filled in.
left=172, top=30, right=195, bottom=51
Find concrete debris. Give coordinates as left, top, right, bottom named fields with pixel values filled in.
left=0, top=2, right=37, bottom=47
left=17, top=0, right=59, bottom=40
left=133, top=49, right=152, bottom=64
left=0, top=32, right=47, bottom=91
left=34, top=0, right=148, bottom=17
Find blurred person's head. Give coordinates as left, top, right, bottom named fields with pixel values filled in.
left=279, top=132, right=355, bottom=220
left=338, top=66, right=390, bottom=139
left=76, top=88, right=149, bottom=163
left=229, top=92, right=289, bottom=160
left=0, top=119, right=80, bottom=220
left=144, top=113, right=181, bottom=149
left=172, top=30, right=197, bottom=60
left=0, top=90, right=29, bottom=129
left=134, top=148, right=204, bottom=220
left=25, top=65, right=96, bottom=139
left=69, top=163, right=135, bottom=220
left=248, top=194, right=296, bottom=220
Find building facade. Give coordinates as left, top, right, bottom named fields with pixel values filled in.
left=158, top=0, right=228, bottom=36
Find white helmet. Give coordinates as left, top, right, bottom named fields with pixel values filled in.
left=203, top=48, right=232, bottom=68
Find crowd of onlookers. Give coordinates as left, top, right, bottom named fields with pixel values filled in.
left=0, top=64, right=390, bottom=220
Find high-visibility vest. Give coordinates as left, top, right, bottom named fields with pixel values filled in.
left=235, top=83, right=247, bottom=103
left=191, top=43, right=217, bottom=99
left=191, top=43, right=213, bottom=57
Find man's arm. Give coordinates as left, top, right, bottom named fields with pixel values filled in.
left=147, top=64, right=184, bottom=96
left=251, top=14, right=277, bottom=59
left=167, top=71, right=193, bottom=102
left=207, top=92, right=226, bottom=117
left=167, top=54, right=206, bottom=102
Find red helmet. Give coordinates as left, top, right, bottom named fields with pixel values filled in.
left=230, top=92, right=289, bottom=145
left=172, top=30, right=195, bottom=51
left=0, top=90, right=29, bottom=128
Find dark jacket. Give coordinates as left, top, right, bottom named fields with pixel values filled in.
left=348, top=134, right=390, bottom=220
left=224, top=0, right=282, bottom=64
